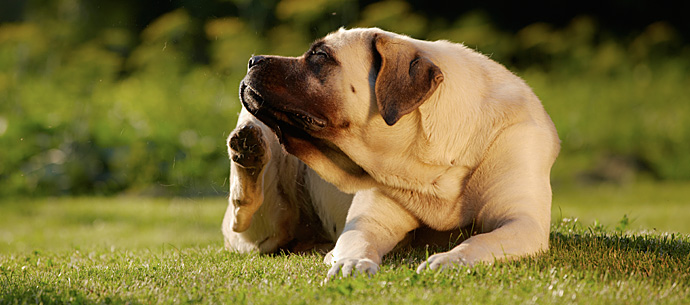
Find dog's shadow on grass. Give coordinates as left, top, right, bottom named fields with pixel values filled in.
left=260, top=227, right=689, bottom=282
left=377, top=229, right=690, bottom=279
left=548, top=230, right=690, bottom=268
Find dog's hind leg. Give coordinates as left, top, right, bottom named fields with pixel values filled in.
left=223, top=108, right=310, bottom=253
left=223, top=111, right=272, bottom=236
left=229, top=122, right=268, bottom=181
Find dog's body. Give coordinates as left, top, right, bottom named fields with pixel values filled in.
left=223, top=27, right=560, bottom=277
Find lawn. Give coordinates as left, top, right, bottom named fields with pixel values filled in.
left=552, top=180, right=690, bottom=234
left=1, top=181, right=689, bottom=304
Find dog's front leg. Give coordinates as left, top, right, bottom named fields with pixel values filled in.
left=417, top=125, right=555, bottom=271
left=415, top=213, right=549, bottom=272
left=325, top=188, right=419, bottom=278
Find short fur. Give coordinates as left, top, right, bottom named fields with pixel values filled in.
left=222, top=109, right=352, bottom=253
left=223, top=28, right=560, bottom=277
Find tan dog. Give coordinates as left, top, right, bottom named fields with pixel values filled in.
left=225, top=27, right=560, bottom=277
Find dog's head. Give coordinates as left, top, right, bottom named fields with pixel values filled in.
left=240, top=28, right=444, bottom=192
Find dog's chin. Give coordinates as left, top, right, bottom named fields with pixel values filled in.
left=239, top=82, right=326, bottom=144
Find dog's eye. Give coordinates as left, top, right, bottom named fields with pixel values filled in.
left=410, top=57, right=420, bottom=68
left=311, top=50, right=329, bottom=59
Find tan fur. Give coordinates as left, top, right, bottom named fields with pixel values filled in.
left=222, top=109, right=352, bottom=253
left=224, top=28, right=560, bottom=278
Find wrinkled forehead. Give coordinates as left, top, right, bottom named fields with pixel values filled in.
left=319, top=28, right=385, bottom=76
left=322, top=28, right=378, bottom=55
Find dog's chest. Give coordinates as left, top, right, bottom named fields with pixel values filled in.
left=387, top=183, right=476, bottom=231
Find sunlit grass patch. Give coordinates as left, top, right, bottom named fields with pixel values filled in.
left=552, top=180, right=690, bottom=234
left=0, top=197, right=227, bottom=253
left=1, top=225, right=688, bottom=304
left=1, top=185, right=690, bottom=304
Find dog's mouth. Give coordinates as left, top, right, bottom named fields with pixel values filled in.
left=240, top=81, right=327, bottom=142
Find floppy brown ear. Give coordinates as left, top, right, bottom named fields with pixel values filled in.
left=374, top=34, right=444, bottom=126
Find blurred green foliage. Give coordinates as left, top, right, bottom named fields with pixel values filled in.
left=0, top=0, right=689, bottom=196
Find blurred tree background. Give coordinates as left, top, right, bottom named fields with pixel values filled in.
left=0, top=0, right=688, bottom=197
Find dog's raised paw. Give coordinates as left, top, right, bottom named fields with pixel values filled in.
left=228, top=123, right=268, bottom=174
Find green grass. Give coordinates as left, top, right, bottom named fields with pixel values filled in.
left=0, top=197, right=227, bottom=254
left=1, top=182, right=690, bottom=304
left=2, top=235, right=689, bottom=304
left=552, top=180, right=690, bottom=234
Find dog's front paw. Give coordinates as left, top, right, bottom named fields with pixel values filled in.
left=326, top=258, right=379, bottom=279
left=228, top=123, right=269, bottom=176
left=323, top=250, right=335, bottom=265
left=416, top=251, right=472, bottom=273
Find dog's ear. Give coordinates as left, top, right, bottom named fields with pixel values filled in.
left=373, top=33, right=444, bottom=126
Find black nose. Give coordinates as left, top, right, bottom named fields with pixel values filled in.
left=248, top=55, right=266, bottom=69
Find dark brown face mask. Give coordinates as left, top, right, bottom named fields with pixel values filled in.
left=239, top=32, right=444, bottom=143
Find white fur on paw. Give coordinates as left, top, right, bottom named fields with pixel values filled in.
left=323, top=250, right=334, bottom=265
left=326, top=258, right=379, bottom=279
left=416, top=251, right=468, bottom=273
